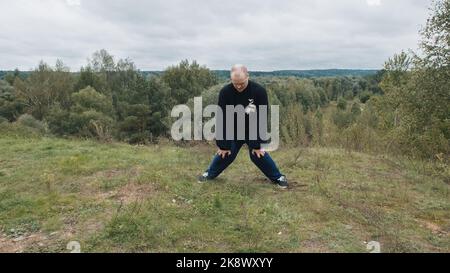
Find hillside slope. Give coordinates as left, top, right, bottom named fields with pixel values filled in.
left=0, top=135, right=448, bottom=252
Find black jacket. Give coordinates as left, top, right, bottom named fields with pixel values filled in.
left=216, top=80, right=269, bottom=150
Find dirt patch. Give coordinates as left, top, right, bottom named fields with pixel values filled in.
left=114, top=182, right=155, bottom=205
left=418, top=220, right=448, bottom=236
left=78, top=166, right=144, bottom=199
left=287, top=180, right=309, bottom=191
left=0, top=232, right=55, bottom=253
left=0, top=181, right=153, bottom=254
left=300, top=239, right=330, bottom=253
left=95, top=166, right=143, bottom=180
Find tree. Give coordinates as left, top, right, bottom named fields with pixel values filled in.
left=47, top=86, right=113, bottom=139
left=0, top=80, right=24, bottom=121
left=14, top=60, right=74, bottom=119
left=162, top=60, right=217, bottom=105
left=71, top=86, right=113, bottom=114
left=74, top=66, right=108, bottom=94
left=3, top=69, right=21, bottom=86
left=89, top=49, right=115, bottom=72
left=419, top=0, right=450, bottom=69
left=376, top=0, right=450, bottom=157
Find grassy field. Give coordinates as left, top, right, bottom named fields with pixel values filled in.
left=0, top=134, right=448, bottom=253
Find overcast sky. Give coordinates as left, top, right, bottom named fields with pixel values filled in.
left=0, top=0, right=431, bottom=71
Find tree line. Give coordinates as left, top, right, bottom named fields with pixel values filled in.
left=0, top=55, right=217, bottom=143
left=0, top=49, right=377, bottom=142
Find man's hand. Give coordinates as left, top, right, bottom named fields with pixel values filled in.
left=217, top=149, right=232, bottom=159
left=252, top=149, right=266, bottom=158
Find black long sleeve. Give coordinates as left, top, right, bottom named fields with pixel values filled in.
left=248, top=85, right=269, bottom=150
left=215, top=81, right=269, bottom=150
left=216, top=87, right=232, bottom=150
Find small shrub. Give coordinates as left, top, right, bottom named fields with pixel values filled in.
left=332, top=109, right=353, bottom=129
left=359, top=91, right=372, bottom=104
left=0, top=121, right=43, bottom=138
left=351, top=102, right=362, bottom=116
left=17, top=114, right=48, bottom=134
left=337, top=97, right=347, bottom=110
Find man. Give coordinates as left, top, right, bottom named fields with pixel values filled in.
left=198, top=64, right=288, bottom=189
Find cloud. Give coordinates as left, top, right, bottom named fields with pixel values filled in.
left=366, top=0, right=382, bottom=6
left=65, top=0, right=81, bottom=6
left=0, top=0, right=431, bottom=71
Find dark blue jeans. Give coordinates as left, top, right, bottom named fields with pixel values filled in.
left=206, top=141, right=283, bottom=182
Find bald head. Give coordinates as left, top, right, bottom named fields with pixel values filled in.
left=230, top=64, right=249, bottom=92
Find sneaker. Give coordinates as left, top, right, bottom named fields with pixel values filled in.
left=198, top=172, right=212, bottom=183
left=274, top=175, right=288, bottom=189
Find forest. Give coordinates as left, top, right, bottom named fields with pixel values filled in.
left=0, top=0, right=448, bottom=161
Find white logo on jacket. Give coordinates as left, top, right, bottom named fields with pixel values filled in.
left=245, top=99, right=257, bottom=114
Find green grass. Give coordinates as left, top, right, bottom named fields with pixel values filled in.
left=0, top=135, right=448, bottom=253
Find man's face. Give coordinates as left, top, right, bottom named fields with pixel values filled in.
left=230, top=65, right=249, bottom=92
left=232, top=77, right=249, bottom=92
left=232, top=78, right=248, bottom=92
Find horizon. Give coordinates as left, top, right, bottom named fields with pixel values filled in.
left=0, top=67, right=380, bottom=73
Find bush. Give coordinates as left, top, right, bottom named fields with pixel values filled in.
left=341, top=123, right=381, bottom=153
left=337, top=97, right=347, bottom=110
left=359, top=91, right=372, bottom=103
left=0, top=120, right=44, bottom=138
left=351, top=102, right=362, bottom=116
left=71, top=86, right=113, bottom=114
left=71, top=110, right=113, bottom=140
left=281, top=104, right=314, bottom=146
left=17, top=114, right=48, bottom=134
left=46, top=106, right=74, bottom=136
left=332, top=109, right=353, bottom=129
